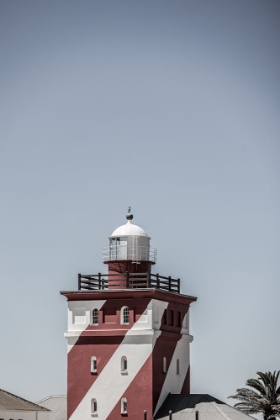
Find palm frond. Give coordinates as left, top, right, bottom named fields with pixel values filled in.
left=228, top=371, right=280, bottom=420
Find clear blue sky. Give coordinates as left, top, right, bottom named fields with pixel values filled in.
left=0, top=0, right=279, bottom=405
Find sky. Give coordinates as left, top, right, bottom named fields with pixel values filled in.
left=0, top=0, right=279, bottom=408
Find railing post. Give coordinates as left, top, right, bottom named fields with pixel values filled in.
left=126, top=271, right=129, bottom=289
left=147, top=272, right=150, bottom=287
left=156, top=273, right=160, bottom=289
left=169, top=410, right=173, bottom=420
left=143, top=410, right=147, bottom=420
left=178, top=278, right=180, bottom=294
left=98, top=273, right=101, bottom=290
left=168, top=276, right=172, bottom=291
left=78, top=274, right=81, bottom=290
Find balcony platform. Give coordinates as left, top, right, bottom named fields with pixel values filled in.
left=78, top=272, right=180, bottom=294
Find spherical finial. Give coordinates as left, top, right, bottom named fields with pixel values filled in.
left=126, top=207, right=133, bottom=221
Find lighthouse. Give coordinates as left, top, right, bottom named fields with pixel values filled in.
left=61, top=210, right=197, bottom=420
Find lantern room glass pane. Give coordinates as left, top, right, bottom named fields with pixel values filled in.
left=110, top=237, right=127, bottom=260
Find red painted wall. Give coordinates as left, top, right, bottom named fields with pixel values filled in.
left=106, top=260, right=153, bottom=289
left=68, top=336, right=123, bottom=418
left=65, top=291, right=195, bottom=419
left=67, top=298, right=151, bottom=419
left=152, top=302, right=190, bottom=411
left=107, top=354, right=153, bottom=420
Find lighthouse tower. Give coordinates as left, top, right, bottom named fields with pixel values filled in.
left=61, top=210, right=197, bottom=420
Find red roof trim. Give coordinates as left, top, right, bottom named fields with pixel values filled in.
left=60, top=288, right=197, bottom=304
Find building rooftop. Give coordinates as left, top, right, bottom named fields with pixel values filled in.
left=0, top=388, right=50, bottom=412
left=155, top=394, right=254, bottom=420
left=37, top=396, right=66, bottom=420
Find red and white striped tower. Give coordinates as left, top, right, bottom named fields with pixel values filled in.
left=61, top=210, right=197, bottom=420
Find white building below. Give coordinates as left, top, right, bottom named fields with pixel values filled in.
left=155, top=394, right=255, bottom=420
left=37, top=396, right=66, bottom=420
left=0, top=389, right=49, bottom=420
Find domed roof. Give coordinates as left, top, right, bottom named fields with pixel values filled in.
left=110, top=221, right=148, bottom=237
left=110, top=208, right=149, bottom=237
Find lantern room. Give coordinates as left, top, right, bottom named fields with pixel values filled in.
left=102, top=208, right=157, bottom=264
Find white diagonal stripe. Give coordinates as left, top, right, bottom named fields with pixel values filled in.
left=69, top=299, right=167, bottom=420
left=154, top=312, right=192, bottom=414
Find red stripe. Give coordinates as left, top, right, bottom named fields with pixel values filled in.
left=67, top=298, right=151, bottom=419
left=152, top=332, right=181, bottom=412
left=152, top=303, right=190, bottom=412
left=105, top=303, right=191, bottom=419
left=67, top=335, right=122, bottom=418
left=67, top=297, right=191, bottom=418
left=106, top=354, right=153, bottom=420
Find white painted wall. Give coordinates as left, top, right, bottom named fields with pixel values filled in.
left=65, top=298, right=167, bottom=345
left=66, top=298, right=193, bottom=419
left=154, top=312, right=193, bottom=414
left=151, top=299, right=169, bottom=330
left=67, top=300, right=106, bottom=332
left=66, top=298, right=169, bottom=336
left=68, top=299, right=167, bottom=420
left=65, top=300, right=106, bottom=352
left=0, top=410, right=49, bottom=420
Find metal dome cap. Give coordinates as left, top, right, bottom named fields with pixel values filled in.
left=110, top=208, right=149, bottom=238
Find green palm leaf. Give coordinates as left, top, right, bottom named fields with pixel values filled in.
left=229, top=371, right=280, bottom=420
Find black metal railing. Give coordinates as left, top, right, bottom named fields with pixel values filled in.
left=78, top=272, right=180, bottom=294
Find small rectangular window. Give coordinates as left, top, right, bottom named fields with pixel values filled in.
left=92, top=309, right=99, bottom=325
left=91, top=398, right=97, bottom=414
left=178, top=312, right=182, bottom=327
left=168, top=310, right=174, bottom=326
left=91, top=356, right=97, bottom=372
left=121, top=356, right=127, bottom=372
left=122, top=307, right=129, bottom=324
left=121, top=398, right=127, bottom=414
